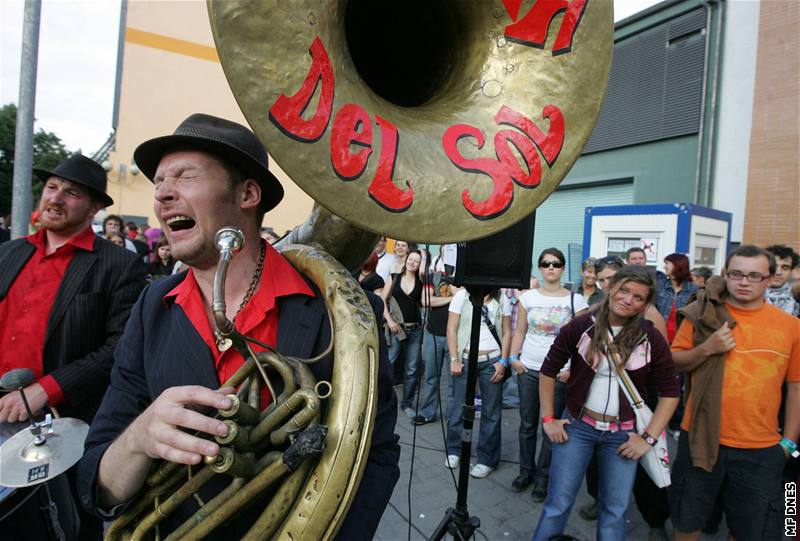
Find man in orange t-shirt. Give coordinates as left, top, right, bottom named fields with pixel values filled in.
left=669, top=245, right=800, bottom=541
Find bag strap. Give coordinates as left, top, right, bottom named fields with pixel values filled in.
left=480, top=305, right=503, bottom=350
left=570, top=292, right=575, bottom=318
left=606, top=332, right=645, bottom=410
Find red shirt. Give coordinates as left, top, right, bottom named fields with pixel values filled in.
left=164, top=241, right=314, bottom=408
left=0, top=225, right=98, bottom=405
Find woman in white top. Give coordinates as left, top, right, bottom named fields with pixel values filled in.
left=507, top=248, right=588, bottom=499
left=445, top=288, right=505, bottom=479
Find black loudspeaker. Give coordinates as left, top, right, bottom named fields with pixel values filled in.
left=453, top=212, right=536, bottom=289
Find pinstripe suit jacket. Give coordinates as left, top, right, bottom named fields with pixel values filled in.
left=0, top=236, right=147, bottom=423
left=78, top=270, right=400, bottom=540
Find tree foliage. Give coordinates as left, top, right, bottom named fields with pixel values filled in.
left=0, top=103, right=72, bottom=216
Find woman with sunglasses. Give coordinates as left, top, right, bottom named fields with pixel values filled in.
left=533, top=266, right=679, bottom=541
left=507, top=248, right=589, bottom=499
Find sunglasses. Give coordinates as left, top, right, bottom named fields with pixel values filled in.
left=540, top=260, right=564, bottom=269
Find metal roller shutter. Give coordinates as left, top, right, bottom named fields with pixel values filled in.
left=531, top=182, right=634, bottom=285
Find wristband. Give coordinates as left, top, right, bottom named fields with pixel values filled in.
left=509, top=354, right=519, bottom=362
left=450, top=356, right=460, bottom=363
left=541, top=415, right=556, bottom=424
left=500, top=357, right=509, bottom=367
left=780, top=437, right=799, bottom=458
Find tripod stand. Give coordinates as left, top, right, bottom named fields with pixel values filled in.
left=429, top=286, right=490, bottom=541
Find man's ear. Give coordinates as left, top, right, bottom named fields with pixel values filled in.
left=240, top=178, right=262, bottom=211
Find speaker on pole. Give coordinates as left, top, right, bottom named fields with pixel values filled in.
left=453, top=212, right=535, bottom=290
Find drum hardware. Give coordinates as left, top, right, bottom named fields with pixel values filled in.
left=0, top=418, right=89, bottom=488
left=0, top=368, right=47, bottom=444
left=0, top=369, right=88, bottom=540
left=1, top=368, right=89, bottom=488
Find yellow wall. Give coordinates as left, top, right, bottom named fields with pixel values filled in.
left=104, top=0, right=313, bottom=234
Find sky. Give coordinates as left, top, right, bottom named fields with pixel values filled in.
left=0, top=0, right=662, bottom=155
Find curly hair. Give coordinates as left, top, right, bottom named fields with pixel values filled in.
left=766, top=245, right=799, bottom=268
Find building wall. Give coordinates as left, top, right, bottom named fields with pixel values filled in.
left=563, top=134, right=698, bottom=204
left=710, top=0, right=760, bottom=243
left=742, top=0, right=799, bottom=247
left=104, top=1, right=313, bottom=233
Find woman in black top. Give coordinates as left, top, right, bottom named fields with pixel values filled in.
left=382, top=250, right=423, bottom=417
left=147, top=238, right=175, bottom=280
left=356, top=252, right=385, bottom=294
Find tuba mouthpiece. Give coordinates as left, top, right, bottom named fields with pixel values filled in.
left=215, top=227, right=245, bottom=258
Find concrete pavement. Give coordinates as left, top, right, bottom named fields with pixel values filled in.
left=374, top=385, right=728, bottom=541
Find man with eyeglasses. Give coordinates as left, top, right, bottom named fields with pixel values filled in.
left=669, top=245, right=800, bottom=541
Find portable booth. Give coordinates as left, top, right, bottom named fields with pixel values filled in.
left=582, top=203, right=732, bottom=274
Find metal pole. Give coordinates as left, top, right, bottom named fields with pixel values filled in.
left=11, top=0, right=42, bottom=239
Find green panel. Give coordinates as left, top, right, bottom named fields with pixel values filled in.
left=532, top=182, right=633, bottom=285
left=563, top=135, right=698, bottom=204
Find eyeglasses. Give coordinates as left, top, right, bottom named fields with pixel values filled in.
left=725, top=270, right=771, bottom=283
left=540, top=261, right=564, bottom=269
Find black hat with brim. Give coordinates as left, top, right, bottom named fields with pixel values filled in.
left=133, top=114, right=284, bottom=213
left=33, top=153, right=114, bottom=207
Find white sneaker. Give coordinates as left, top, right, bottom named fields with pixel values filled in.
left=403, top=407, right=415, bottom=418
left=446, top=455, right=460, bottom=469
left=469, top=464, right=494, bottom=478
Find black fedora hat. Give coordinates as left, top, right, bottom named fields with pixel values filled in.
left=33, top=154, right=114, bottom=207
left=133, top=114, right=284, bottom=213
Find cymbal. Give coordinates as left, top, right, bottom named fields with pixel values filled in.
left=0, top=418, right=89, bottom=487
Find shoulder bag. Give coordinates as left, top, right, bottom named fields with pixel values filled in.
left=608, top=343, right=671, bottom=488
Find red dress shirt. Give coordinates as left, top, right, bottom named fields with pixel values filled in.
left=164, top=241, right=314, bottom=408
left=0, top=225, right=99, bottom=405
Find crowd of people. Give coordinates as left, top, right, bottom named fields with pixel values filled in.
left=0, top=115, right=797, bottom=540
left=361, top=239, right=799, bottom=541
left=0, top=116, right=400, bottom=541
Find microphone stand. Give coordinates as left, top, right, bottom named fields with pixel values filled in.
left=429, top=286, right=487, bottom=541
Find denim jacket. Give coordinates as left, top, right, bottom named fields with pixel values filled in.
left=655, top=275, right=698, bottom=320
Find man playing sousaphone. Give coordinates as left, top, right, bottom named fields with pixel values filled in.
left=77, top=114, right=400, bottom=539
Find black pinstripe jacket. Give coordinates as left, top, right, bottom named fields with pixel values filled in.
left=0, top=235, right=147, bottom=423
left=78, top=270, right=400, bottom=540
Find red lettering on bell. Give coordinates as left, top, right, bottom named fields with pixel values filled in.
left=442, top=124, right=515, bottom=220
left=441, top=104, right=564, bottom=219
left=367, top=116, right=413, bottom=213
left=268, top=37, right=335, bottom=142
left=330, top=103, right=373, bottom=181
left=495, top=104, right=564, bottom=166
left=502, top=0, right=588, bottom=55
left=494, top=129, right=542, bottom=188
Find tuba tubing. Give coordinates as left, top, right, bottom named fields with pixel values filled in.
left=105, top=239, right=379, bottom=540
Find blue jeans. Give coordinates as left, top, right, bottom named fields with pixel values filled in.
left=517, top=370, right=566, bottom=481
left=533, top=413, right=638, bottom=541
left=502, top=370, right=520, bottom=407
left=445, top=356, right=503, bottom=467
left=388, top=325, right=423, bottom=410
left=418, top=330, right=448, bottom=420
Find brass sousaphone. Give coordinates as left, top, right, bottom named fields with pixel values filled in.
left=110, top=1, right=612, bottom=539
